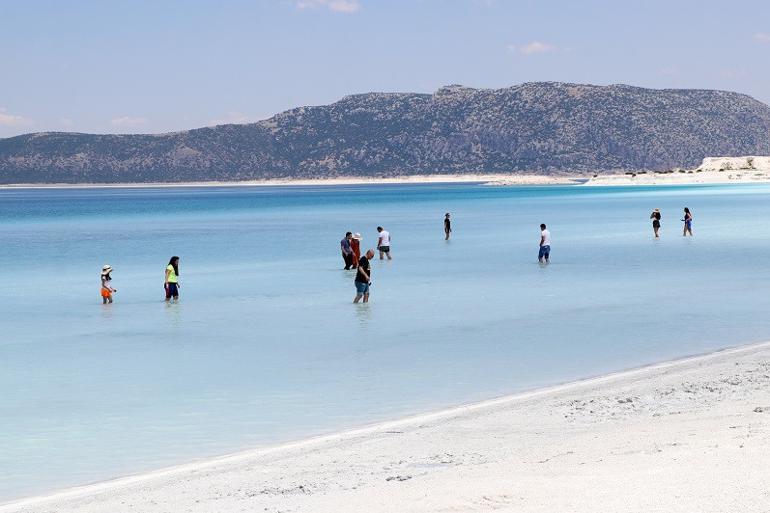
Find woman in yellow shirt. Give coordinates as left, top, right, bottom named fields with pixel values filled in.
left=164, top=256, right=180, bottom=301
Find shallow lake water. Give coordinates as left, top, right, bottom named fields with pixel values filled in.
left=2, top=182, right=770, bottom=500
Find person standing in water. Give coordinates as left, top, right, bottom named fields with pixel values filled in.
left=165, top=256, right=180, bottom=302
left=682, top=207, right=693, bottom=236
left=340, top=232, right=354, bottom=270
left=650, top=208, right=662, bottom=238
left=377, top=226, right=392, bottom=260
left=444, top=213, right=452, bottom=240
left=539, top=223, right=551, bottom=264
left=100, top=265, right=116, bottom=304
left=350, top=233, right=362, bottom=269
left=354, top=249, right=375, bottom=303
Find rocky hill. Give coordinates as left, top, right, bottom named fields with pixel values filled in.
left=2, top=82, right=770, bottom=183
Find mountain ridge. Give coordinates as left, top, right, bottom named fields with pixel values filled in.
left=2, top=82, right=770, bottom=183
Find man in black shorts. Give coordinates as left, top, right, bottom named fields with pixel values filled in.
left=376, top=226, right=392, bottom=260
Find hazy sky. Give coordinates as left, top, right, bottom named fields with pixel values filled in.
left=1, top=0, right=769, bottom=137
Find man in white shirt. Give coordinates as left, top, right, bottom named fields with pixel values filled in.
left=377, top=226, right=392, bottom=260
left=539, top=223, right=551, bottom=263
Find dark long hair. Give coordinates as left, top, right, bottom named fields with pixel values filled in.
left=168, top=256, right=180, bottom=276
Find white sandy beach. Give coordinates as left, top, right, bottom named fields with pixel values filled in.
left=3, top=341, right=769, bottom=513
left=584, top=169, right=770, bottom=186
left=7, top=172, right=768, bottom=189
left=0, top=173, right=580, bottom=189
left=10, top=170, right=768, bottom=189
left=584, top=156, right=770, bottom=186
left=5, top=159, right=770, bottom=190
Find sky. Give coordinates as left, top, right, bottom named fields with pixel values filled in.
left=1, top=0, right=769, bottom=137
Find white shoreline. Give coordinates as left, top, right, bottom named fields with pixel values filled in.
left=4, top=339, right=770, bottom=512
left=582, top=169, right=770, bottom=186
left=0, top=174, right=581, bottom=189
left=4, top=170, right=770, bottom=190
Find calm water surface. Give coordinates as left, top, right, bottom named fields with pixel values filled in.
left=2, top=182, right=770, bottom=501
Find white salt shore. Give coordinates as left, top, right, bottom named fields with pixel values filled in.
left=3, top=156, right=770, bottom=189
left=3, top=342, right=770, bottom=513
left=584, top=169, right=770, bottom=186
left=585, top=156, right=770, bottom=186
left=0, top=173, right=579, bottom=189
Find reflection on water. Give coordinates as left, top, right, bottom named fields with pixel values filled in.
left=100, top=304, right=114, bottom=320
left=354, top=302, right=373, bottom=327
left=164, top=300, right=184, bottom=329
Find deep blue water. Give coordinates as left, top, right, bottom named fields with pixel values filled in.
left=2, top=182, right=770, bottom=501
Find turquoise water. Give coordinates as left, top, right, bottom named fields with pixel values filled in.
left=3, top=182, right=770, bottom=501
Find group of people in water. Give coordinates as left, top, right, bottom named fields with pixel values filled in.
left=341, top=216, right=555, bottom=303
left=340, top=226, right=392, bottom=303
left=339, top=207, right=695, bottom=303
left=649, top=207, right=694, bottom=238
left=99, top=256, right=181, bottom=304
left=99, top=207, right=695, bottom=305
left=340, top=227, right=393, bottom=269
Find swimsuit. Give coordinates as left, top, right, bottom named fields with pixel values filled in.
left=101, top=279, right=112, bottom=298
